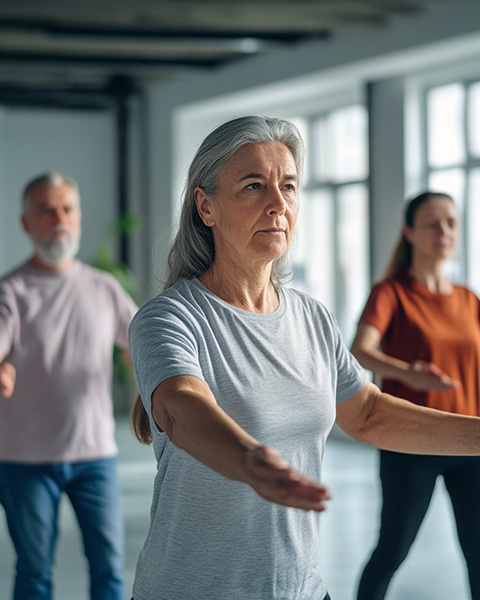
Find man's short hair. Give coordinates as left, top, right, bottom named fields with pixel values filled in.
left=22, top=172, right=80, bottom=214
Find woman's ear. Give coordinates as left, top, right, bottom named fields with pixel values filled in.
left=194, top=187, right=216, bottom=227
left=403, top=224, right=413, bottom=244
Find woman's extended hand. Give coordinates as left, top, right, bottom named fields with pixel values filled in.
left=245, top=445, right=331, bottom=512
left=403, top=360, right=460, bottom=391
left=0, top=361, right=16, bottom=398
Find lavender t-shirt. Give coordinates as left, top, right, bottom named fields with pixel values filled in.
left=0, top=260, right=137, bottom=463
left=129, top=278, right=366, bottom=600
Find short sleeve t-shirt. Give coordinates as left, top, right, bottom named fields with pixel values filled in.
left=128, top=278, right=366, bottom=600
left=359, top=272, right=480, bottom=415
left=0, top=260, right=137, bottom=462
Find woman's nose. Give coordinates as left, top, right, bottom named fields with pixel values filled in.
left=267, top=188, right=287, bottom=214
left=439, top=220, right=452, bottom=235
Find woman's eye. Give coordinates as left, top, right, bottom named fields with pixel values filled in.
left=246, top=182, right=261, bottom=190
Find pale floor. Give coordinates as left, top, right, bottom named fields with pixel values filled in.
left=0, top=420, right=471, bottom=600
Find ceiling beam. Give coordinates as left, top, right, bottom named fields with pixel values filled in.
left=0, top=18, right=329, bottom=42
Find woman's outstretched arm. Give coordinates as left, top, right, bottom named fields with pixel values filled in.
left=151, top=374, right=331, bottom=512
left=336, top=380, right=480, bottom=455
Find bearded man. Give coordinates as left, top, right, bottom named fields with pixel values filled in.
left=0, top=172, right=137, bottom=600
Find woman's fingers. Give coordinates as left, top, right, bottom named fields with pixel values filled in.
left=409, top=361, right=459, bottom=390
left=246, top=445, right=331, bottom=512
left=0, top=362, right=16, bottom=398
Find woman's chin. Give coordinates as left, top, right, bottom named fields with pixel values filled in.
left=256, top=241, right=288, bottom=260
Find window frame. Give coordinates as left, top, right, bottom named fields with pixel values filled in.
left=288, top=104, right=370, bottom=343
left=421, top=78, right=480, bottom=289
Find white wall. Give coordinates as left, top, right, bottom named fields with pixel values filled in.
left=0, top=107, right=117, bottom=276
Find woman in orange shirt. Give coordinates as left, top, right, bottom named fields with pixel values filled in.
left=353, top=191, right=480, bottom=600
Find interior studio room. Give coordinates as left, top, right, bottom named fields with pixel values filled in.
left=1, top=1, right=480, bottom=599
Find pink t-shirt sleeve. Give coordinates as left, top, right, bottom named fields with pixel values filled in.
left=103, top=273, right=138, bottom=350
left=0, top=281, right=18, bottom=359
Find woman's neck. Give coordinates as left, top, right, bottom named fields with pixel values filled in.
left=408, top=260, right=452, bottom=294
left=199, top=263, right=279, bottom=313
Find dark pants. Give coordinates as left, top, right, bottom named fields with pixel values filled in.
left=356, top=451, right=480, bottom=600
left=132, top=593, right=331, bottom=599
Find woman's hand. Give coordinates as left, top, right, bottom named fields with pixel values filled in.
left=351, top=324, right=460, bottom=392
left=245, top=445, right=331, bottom=512
left=402, top=360, right=460, bottom=391
left=0, top=361, right=16, bottom=398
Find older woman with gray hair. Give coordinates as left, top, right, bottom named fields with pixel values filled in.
left=128, top=116, right=480, bottom=600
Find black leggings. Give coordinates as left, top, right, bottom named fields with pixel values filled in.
left=356, top=451, right=480, bottom=600
left=133, top=592, right=331, bottom=599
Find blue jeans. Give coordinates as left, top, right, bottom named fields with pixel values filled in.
left=0, top=457, right=125, bottom=600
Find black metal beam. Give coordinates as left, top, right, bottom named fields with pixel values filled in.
left=0, top=17, right=328, bottom=42
left=0, top=84, right=116, bottom=109
left=109, top=76, right=136, bottom=265
left=0, top=51, right=229, bottom=68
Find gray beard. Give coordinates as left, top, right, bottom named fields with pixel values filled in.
left=35, top=226, right=80, bottom=267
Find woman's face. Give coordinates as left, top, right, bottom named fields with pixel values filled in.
left=195, top=141, right=299, bottom=270
left=404, top=197, right=458, bottom=263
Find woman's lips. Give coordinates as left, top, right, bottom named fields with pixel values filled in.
left=258, top=228, right=284, bottom=234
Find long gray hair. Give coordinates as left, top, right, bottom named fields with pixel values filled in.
left=164, top=115, right=305, bottom=290
left=131, top=116, right=305, bottom=445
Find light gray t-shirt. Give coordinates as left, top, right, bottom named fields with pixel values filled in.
left=0, top=260, right=137, bottom=463
left=129, top=278, right=366, bottom=600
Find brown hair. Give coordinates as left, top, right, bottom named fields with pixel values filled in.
left=382, top=191, right=454, bottom=280
left=130, top=394, right=152, bottom=444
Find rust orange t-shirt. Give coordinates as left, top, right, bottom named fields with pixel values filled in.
left=359, top=272, right=480, bottom=416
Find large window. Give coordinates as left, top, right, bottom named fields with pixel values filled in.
left=288, top=105, right=370, bottom=344
left=425, top=81, right=480, bottom=293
